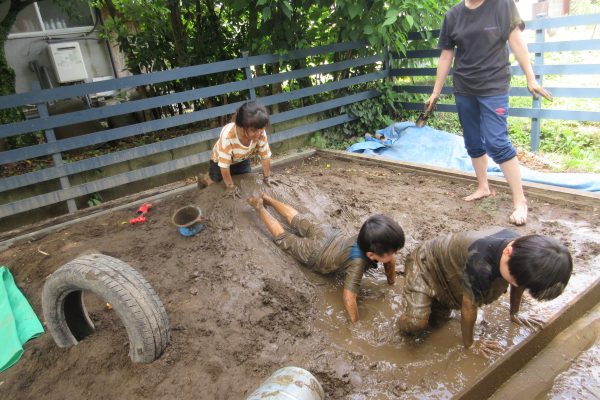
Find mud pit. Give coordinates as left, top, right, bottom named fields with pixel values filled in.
left=1, top=153, right=599, bottom=399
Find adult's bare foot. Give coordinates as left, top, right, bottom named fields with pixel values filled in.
left=508, top=202, right=528, bottom=226
left=247, top=196, right=263, bottom=210
left=463, top=188, right=494, bottom=202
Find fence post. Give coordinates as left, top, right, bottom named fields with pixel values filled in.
left=32, top=81, right=77, bottom=213
left=242, top=51, right=257, bottom=101
left=530, top=14, right=545, bottom=152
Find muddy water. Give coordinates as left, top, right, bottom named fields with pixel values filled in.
left=2, top=156, right=600, bottom=400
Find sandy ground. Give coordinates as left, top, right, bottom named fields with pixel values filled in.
left=1, top=154, right=599, bottom=399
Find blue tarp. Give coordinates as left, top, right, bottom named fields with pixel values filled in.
left=346, top=122, right=600, bottom=192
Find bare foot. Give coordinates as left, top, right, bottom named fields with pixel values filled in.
left=247, top=196, right=263, bottom=210
left=463, top=188, right=494, bottom=202
left=197, top=173, right=213, bottom=189
left=261, top=193, right=273, bottom=205
left=509, top=203, right=528, bottom=226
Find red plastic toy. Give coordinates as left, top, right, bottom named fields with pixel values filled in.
left=137, top=203, right=152, bottom=215
left=129, top=215, right=147, bottom=225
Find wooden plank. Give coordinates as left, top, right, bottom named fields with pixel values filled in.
left=0, top=54, right=381, bottom=138
left=525, top=14, right=600, bottom=30
left=395, top=86, right=600, bottom=99
left=317, top=149, right=600, bottom=208
left=1, top=70, right=384, bottom=165
left=0, top=58, right=248, bottom=110
left=247, top=41, right=367, bottom=65
left=527, top=39, right=600, bottom=53
left=0, top=91, right=377, bottom=190
left=0, top=115, right=354, bottom=217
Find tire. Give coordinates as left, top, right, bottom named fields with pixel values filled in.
left=42, top=254, right=170, bottom=363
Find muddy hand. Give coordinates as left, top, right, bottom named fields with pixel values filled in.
left=527, top=80, right=553, bottom=101
left=472, top=339, right=503, bottom=359
left=223, top=184, right=241, bottom=199
left=511, top=313, right=544, bottom=330
left=424, top=94, right=439, bottom=113
left=263, top=175, right=279, bottom=187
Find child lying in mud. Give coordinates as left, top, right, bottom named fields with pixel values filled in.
left=247, top=194, right=405, bottom=322
left=399, top=228, right=572, bottom=357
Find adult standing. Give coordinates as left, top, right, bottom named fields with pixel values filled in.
left=425, top=0, right=552, bottom=225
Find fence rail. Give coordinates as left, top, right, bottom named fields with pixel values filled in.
left=1, top=13, right=598, bottom=225
left=0, top=41, right=384, bottom=221
left=390, top=13, right=600, bottom=151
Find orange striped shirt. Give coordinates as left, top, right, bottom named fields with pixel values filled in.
left=210, top=122, right=271, bottom=168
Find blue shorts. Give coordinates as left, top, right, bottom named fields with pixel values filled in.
left=208, top=159, right=252, bottom=182
left=455, top=94, right=517, bottom=165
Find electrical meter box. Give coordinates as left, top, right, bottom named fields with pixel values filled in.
left=47, top=42, right=88, bottom=83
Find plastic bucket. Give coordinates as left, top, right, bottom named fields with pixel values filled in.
left=246, top=366, right=325, bottom=400
left=171, top=205, right=202, bottom=228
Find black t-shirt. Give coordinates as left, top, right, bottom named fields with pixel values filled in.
left=464, top=228, right=520, bottom=305
left=438, top=0, right=524, bottom=96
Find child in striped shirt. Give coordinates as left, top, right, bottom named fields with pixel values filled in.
left=199, top=102, right=272, bottom=195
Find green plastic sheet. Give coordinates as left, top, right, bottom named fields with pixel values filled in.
left=0, top=266, right=44, bottom=373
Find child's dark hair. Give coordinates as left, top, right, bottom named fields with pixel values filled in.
left=357, top=214, right=405, bottom=255
left=508, top=235, right=572, bottom=301
left=235, top=101, right=269, bottom=129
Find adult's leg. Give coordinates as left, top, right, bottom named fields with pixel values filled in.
left=247, top=196, right=285, bottom=237
left=262, top=194, right=298, bottom=225
left=478, top=94, right=527, bottom=225
left=500, top=157, right=528, bottom=225
left=455, top=94, right=493, bottom=201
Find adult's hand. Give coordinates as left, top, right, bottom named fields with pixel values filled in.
left=511, top=313, right=544, bottom=330
left=527, top=80, right=553, bottom=101
left=424, top=94, right=440, bottom=113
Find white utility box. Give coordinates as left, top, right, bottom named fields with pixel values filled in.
left=47, top=42, right=88, bottom=83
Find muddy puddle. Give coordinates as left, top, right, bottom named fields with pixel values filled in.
left=1, top=154, right=599, bottom=400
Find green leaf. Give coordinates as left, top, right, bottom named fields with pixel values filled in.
left=383, top=16, right=397, bottom=26
left=262, top=6, right=272, bottom=21
left=385, top=8, right=398, bottom=18
left=257, top=0, right=268, bottom=5
left=363, top=25, right=374, bottom=34
left=405, top=14, right=414, bottom=28
left=348, top=4, right=362, bottom=19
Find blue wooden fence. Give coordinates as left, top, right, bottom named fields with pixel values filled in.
left=0, top=13, right=598, bottom=224
left=0, top=41, right=385, bottom=221
left=390, top=13, right=600, bottom=151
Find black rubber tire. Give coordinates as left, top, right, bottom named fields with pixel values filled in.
left=42, top=254, right=170, bottom=363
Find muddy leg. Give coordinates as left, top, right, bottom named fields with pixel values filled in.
left=261, top=194, right=298, bottom=225
left=247, top=196, right=285, bottom=237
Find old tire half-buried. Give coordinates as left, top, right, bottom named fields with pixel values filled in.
left=42, top=254, right=170, bottom=363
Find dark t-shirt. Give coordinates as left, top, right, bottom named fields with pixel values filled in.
left=438, top=0, right=524, bottom=96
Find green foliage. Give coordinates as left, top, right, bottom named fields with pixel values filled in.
left=340, top=80, right=405, bottom=137
left=87, top=192, right=103, bottom=207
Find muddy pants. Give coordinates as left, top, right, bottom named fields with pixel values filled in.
left=273, top=214, right=335, bottom=272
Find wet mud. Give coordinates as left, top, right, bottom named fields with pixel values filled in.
left=1, top=155, right=599, bottom=399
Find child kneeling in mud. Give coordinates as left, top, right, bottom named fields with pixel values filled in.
left=399, top=228, right=572, bottom=356
left=247, top=194, right=405, bottom=322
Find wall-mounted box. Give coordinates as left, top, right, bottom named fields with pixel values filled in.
left=47, top=42, right=88, bottom=83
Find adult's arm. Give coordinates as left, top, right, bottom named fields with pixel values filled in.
left=508, top=28, right=553, bottom=101
left=425, top=49, right=455, bottom=109
left=343, top=289, right=359, bottom=323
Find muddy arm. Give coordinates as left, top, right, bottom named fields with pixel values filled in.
left=343, top=289, right=359, bottom=323
left=460, top=294, right=477, bottom=348
left=398, top=315, right=428, bottom=334
left=220, top=167, right=234, bottom=187
left=383, top=259, right=396, bottom=285
left=509, top=284, right=525, bottom=316
left=261, top=158, right=271, bottom=178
